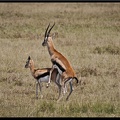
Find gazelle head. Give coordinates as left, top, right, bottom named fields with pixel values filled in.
left=25, top=56, right=32, bottom=68
left=42, top=23, right=55, bottom=46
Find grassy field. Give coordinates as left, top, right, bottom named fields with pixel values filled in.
left=0, top=3, right=120, bottom=117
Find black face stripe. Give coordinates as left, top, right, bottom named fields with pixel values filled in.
left=36, top=72, right=50, bottom=80
left=52, top=60, right=66, bottom=72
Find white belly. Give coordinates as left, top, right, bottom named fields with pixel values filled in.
left=38, top=75, right=49, bottom=82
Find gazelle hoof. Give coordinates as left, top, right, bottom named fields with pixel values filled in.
left=46, top=84, right=49, bottom=88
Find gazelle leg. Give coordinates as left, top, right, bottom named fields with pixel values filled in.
left=56, top=74, right=66, bottom=102
left=63, top=83, right=68, bottom=95
left=56, top=83, right=62, bottom=101
left=46, top=67, right=54, bottom=88
left=57, top=89, right=63, bottom=102
left=55, top=73, right=62, bottom=100
left=66, top=79, right=73, bottom=101
left=65, top=84, right=67, bottom=93
left=38, top=81, right=43, bottom=99
left=36, top=82, right=38, bottom=99
left=57, top=84, right=67, bottom=102
left=57, top=77, right=69, bottom=102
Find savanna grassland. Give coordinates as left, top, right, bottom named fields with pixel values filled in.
left=0, top=3, right=120, bottom=117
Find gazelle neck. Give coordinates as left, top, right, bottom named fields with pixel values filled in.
left=47, top=38, right=56, bottom=56
left=29, top=60, right=35, bottom=76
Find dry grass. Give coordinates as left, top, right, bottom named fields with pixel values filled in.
left=0, top=3, right=120, bottom=117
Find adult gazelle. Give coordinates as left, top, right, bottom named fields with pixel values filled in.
left=42, top=23, right=80, bottom=101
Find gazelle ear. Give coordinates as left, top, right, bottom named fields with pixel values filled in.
left=51, top=32, right=58, bottom=39
left=28, top=56, right=31, bottom=60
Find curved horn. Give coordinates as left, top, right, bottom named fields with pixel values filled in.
left=47, top=22, right=55, bottom=37
left=45, top=23, right=50, bottom=37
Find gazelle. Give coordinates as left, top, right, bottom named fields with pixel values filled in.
left=25, top=56, right=62, bottom=99
left=42, top=23, right=79, bottom=101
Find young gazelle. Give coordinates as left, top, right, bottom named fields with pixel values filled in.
left=42, top=23, right=79, bottom=101
left=25, top=56, right=62, bottom=99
